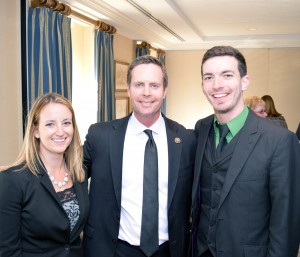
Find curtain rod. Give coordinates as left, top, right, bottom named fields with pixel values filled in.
left=30, top=0, right=117, bottom=34
left=137, top=41, right=165, bottom=55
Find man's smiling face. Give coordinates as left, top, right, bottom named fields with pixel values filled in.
left=202, top=55, right=249, bottom=121
left=127, top=63, right=167, bottom=127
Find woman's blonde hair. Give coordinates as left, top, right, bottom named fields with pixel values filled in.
left=244, top=96, right=266, bottom=110
left=7, top=93, right=85, bottom=183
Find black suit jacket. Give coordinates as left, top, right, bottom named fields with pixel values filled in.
left=190, top=111, right=300, bottom=257
left=0, top=163, right=89, bottom=257
left=296, top=122, right=300, bottom=140
left=82, top=114, right=196, bottom=257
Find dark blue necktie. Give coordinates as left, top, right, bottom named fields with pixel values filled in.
left=140, top=129, right=159, bottom=257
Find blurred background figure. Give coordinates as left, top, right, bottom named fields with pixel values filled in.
left=244, top=96, right=267, bottom=118
left=262, top=94, right=288, bottom=128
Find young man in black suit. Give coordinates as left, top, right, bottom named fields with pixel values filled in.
left=83, top=56, right=196, bottom=257
left=190, top=46, right=300, bottom=257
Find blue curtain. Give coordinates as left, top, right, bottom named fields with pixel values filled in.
left=136, top=42, right=150, bottom=57
left=157, top=52, right=165, bottom=65
left=94, top=30, right=115, bottom=122
left=27, top=7, right=72, bottom=109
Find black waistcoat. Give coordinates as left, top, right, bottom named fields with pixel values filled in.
left=197, top=125, right=240, bottom=257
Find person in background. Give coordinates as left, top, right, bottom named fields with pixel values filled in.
left=244, top=95, right=267, bottom=118
left=83, top=55, right=196, bottom=257
left=261, top=94, right=288, bottom=128
left=190, top=46, right=300, bottom=257
left=0, top=93, right=89, bottom=256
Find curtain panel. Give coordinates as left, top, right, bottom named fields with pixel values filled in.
left=27, top=7, right=72, bottom=109
left=94, top=30, right=115, bottom=122
left=135, top=46, right=150, bottom=57
left=157, top=52, right=165, bottom=65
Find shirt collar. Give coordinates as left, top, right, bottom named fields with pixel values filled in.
left=214, top=105, right=249, bottom=137
left=129, top=112, right=165, bottom=136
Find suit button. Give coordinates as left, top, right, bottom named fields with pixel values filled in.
left=116, top=215, right=120, bottom=220
left=112, top=239, right=117, bottom=244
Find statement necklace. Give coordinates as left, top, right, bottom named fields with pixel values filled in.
left=47, top=163, right=69, bottom=188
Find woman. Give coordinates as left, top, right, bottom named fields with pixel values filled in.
left=261, top=94, right=288, bottom=128
left=244, top=95, right=267, bottom=118
left=0, top=93, right=89, bottom=256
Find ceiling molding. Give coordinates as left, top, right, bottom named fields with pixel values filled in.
left=127, top=0, right=185, bottom=42
left=63, top=0, right=300, bottom=50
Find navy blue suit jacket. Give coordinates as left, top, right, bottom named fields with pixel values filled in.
left=83, top=114, right=196, bottom=257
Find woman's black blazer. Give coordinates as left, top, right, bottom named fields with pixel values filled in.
left=0, top=163, right=89, bottom=257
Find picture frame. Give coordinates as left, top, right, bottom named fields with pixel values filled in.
left=115, top=61, right=129, bottom=90
left=116, top=96, right=129, bottom=119
left=116, top=89, right=130, bottom=119
left=115, top=60, right=130, bottom=118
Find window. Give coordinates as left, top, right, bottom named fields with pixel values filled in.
left=71, top=20, right=97, bottom=143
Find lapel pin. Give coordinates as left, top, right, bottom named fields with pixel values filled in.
left=174, top=137, right=181, bottom=144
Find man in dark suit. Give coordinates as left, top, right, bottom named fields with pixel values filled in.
left=190, top=46, right=300, bottom=257
left=296, top=122, right=300, bottom=140
left=83, top=56, right=196, bottom=257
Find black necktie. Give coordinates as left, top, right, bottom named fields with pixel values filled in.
left=216, top=124, right=229, bottom=157
left=140, top=129, right=159, bottom=257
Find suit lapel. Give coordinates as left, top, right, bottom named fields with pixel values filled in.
left=39, top=163, right=71, bottom=236
left=39, top=163, right=62, bottom=205
left=39, top=162, right=88, bottom=240
left=192, top=116, right=213, bottom=204
left=165, top=118, right=182, bottom=209
left=110, top=115, right=131, bottom=207
left=217, top=112, right=261, bottom=210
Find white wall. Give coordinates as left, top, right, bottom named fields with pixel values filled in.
left=166, top=49, right=300, bottom=132
left=0, top=1, right=22, bottom=165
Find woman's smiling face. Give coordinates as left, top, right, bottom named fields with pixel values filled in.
left=34, top=102, right=74, bottom=158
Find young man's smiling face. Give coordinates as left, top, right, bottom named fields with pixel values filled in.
left=202, top=55, right=250, bottom=122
